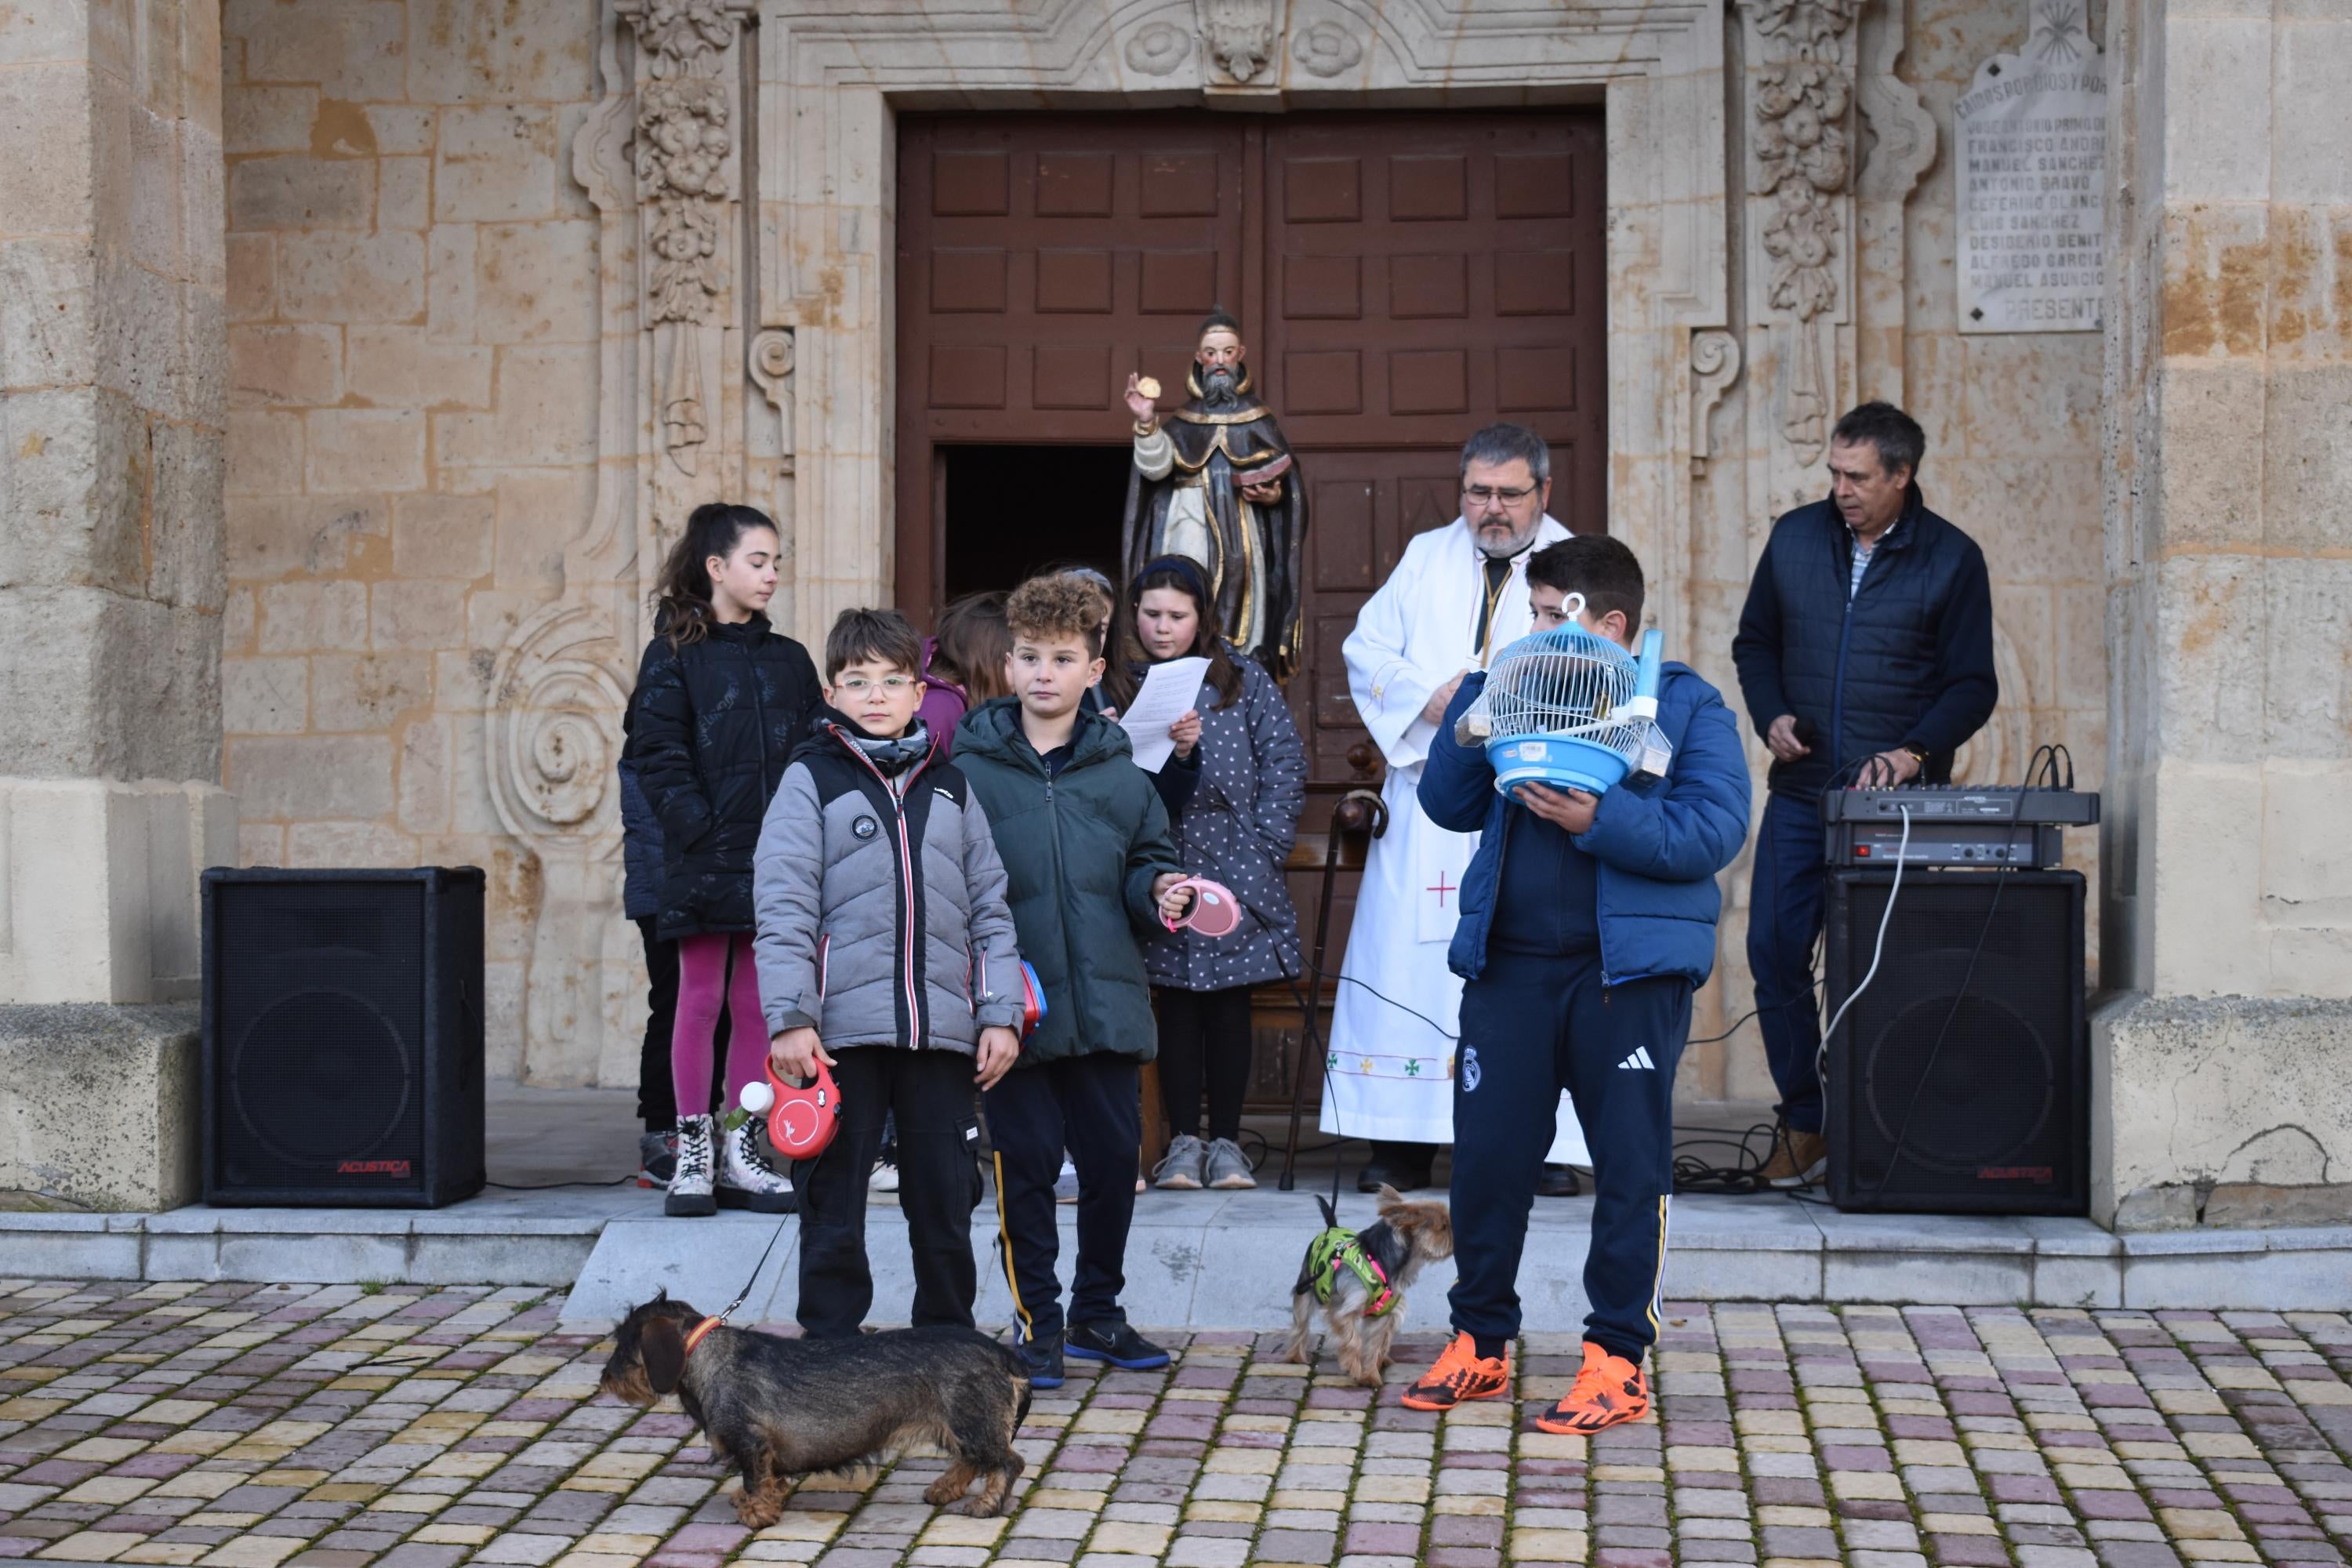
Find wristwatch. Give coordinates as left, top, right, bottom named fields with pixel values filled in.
left=1900, top=744, right=1928, bottom=764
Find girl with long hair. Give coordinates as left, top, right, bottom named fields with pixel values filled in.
left=630, top=503, right=823, bottom=1217
left=1107, top=556, right=1307, bottom=1192
left=914, top=590, right=1013, bottom=757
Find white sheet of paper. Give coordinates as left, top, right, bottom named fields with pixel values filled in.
left=1116, top=656, right=1210, bottom=773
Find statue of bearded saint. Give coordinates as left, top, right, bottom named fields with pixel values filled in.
left=1122, top=310, right=1308, bottom=679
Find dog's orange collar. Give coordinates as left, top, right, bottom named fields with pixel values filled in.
left=683, top=1316, right=723, bottom=1357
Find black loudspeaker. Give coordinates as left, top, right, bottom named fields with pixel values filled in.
left=202, top=867, right=486, bottom=1207
left=1824, top=867, right=2087, bottom=1215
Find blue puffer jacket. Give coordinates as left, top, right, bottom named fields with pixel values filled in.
left=1730, top=487, right=1997, bottom=804
left=1420, top=662, right=1752, bottom=987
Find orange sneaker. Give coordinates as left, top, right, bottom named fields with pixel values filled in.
left=1535, top=1341, right=1651, bottom=1433
left=1399, top=1330, right=1512, bottom=1411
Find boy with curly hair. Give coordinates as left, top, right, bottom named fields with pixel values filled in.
left=953, top=573, right=1196, bottom=1387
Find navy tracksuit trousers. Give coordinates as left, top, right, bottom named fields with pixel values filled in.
left=982, top=1051, right=1141, bottom=1344
left=1448, top=947, right=1689, bottom=1363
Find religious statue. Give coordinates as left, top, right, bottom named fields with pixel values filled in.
left=1122, top=310, right=1308, bottom=678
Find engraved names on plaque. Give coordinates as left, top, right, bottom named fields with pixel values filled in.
left=1956, top=2, right=2107, bottom=335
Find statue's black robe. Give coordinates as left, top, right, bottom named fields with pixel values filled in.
left=1122, top=382, right=1308, bottom=679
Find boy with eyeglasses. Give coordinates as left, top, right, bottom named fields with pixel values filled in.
left=754, top=607, right=1026, bottom=1338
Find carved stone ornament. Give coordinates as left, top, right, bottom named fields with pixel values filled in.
left=748, top=327, right=795, bottom=474
left=1196, top=0, right=1283, bottom=82
left=1689, top=329, right=1742, bottom=475
left=1747, top=0, right=1859, bottom=459
left=1124, top=20, right=1192, bottom=75
left=1857, top=0, right=1937, bottom=203
left=487, top=602, right=630, bottom=847
left=619, top=0, right=750, bottom=474
left=1292, top=20, right=1363, bottom=78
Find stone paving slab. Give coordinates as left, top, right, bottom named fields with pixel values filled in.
left=2, top=1281, right=2350, bottom=1568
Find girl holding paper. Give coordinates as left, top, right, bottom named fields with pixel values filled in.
left=1105, top=557, right=1307, bottom=1192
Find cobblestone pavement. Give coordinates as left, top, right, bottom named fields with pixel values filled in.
left=2, top=1281, right=2349, bottom=1568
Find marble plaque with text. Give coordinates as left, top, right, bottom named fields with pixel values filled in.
left=1956, top=4, right=2107, bottom=335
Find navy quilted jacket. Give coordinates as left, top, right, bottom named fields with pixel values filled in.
left=1730, top=488, right=1997, bottom=804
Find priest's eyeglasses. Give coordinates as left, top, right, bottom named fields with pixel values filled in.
left=836, top=675, right=917, bottom=693
left=1462, top=484, right=1538, bottom=507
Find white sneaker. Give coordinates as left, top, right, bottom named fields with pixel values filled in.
left=869, top=1152, right=901, bottom=1192
left=1054, top=1158, right=1079, bottom=1204
left=665, top=1115, right=716, bottom=1218
left=718, top=1118, right=796, bottom=1214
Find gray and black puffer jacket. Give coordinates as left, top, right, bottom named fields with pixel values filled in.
left=751, top=713, right=1025, bottom=1055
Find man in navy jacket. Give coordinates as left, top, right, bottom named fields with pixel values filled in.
left=1398, top=536, right=1749, bottom=1432
left=1730, top=401, right=1997, bottom=1187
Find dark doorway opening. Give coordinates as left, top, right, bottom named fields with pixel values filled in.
left=941, top=445, right=1132, bottom=602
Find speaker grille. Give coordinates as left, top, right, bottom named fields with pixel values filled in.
left=1828, top=869, right=2085, bottom=1214
left=213, top=879, right=427, bottom=1196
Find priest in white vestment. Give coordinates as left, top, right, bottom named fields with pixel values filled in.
left=1320, top=424, right=1592, bottom=1194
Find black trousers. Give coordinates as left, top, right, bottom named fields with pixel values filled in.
left=635, top=918, right=679, bottom=1132
left=1446, top=946, right=1688, bottom=1363
left=796, top=1047, right=983, bottom=1339
left=982, top=1052, right=1139, bottom=1343
left=1152, top=985, right=1253, bottom=1142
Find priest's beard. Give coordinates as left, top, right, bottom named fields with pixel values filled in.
left=1475, top=516, right=1541, bottom=557
left=1197, top=362, right=1246, bottom=412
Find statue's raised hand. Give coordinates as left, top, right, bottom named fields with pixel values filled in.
left=1124, top=372, right=1160, bottom=426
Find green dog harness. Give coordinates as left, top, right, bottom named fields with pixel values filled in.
left=1307, top=1225, right=1398, bottom=1318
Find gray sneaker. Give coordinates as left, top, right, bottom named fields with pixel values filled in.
left=1204, top=1136, right=1256, bottom=1190
left=1152, top=1133, right=1207, bottom=1190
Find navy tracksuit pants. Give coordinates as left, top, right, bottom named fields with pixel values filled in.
left=982, top=1051, right=1140, bottom=1344
left=1448, top=946, right=1689, bottom=1363
left=1747, top=790, right=1828, bottom=1134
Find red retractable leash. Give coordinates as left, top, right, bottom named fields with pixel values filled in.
left=740, top=1056, right=844, bottom=1161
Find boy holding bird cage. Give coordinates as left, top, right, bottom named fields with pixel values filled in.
left=1397, top=535, right=1750, bottom=1432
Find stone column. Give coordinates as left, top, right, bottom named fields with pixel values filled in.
left=2095, top=0, right=2352, bottom=1228
left=0, top=0, right=234, bottom=1207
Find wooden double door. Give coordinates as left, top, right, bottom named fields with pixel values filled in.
left=895, top=110, right=1606, bottom=1102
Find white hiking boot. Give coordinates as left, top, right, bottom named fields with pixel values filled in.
left=666, top=1115, right=717, bottom=1218
left=719, top=1117, right=797, bottom=1214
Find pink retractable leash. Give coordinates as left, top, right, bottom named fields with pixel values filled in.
left=1160, top=877, right=1243, bottom=937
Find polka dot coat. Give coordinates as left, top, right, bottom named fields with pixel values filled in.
left=1144, top=648, right=1307, bottom=991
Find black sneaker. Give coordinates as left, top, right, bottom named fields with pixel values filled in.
left=637, top=1131, right=677, bottom=1189
left=1537, top=1162, right=1583, bottom=1197
left=1014, top=1330, right=1065, bottom=1389
left=1065, top=1319, right=1171, bottom=1370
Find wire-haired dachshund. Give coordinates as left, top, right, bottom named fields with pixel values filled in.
left=598, top=1293, right=1033, bottom=1523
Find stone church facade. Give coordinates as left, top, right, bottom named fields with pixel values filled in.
left=2, top=0, right=2347, bottom=1226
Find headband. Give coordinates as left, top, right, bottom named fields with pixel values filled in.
left=1135, top=555, right=1214, bottom=610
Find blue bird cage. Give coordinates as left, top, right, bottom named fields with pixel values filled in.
left=1456, top=609, right=1671, bottom=797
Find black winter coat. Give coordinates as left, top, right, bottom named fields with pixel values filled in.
left=1731, top=487, right=1998, bottom=804
left=632, top=615, right=823, bottom=938
left=617, top=684, right=663, bottom=923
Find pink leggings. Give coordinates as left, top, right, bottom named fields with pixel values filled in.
left=672, top=931, right=768, bottom=1120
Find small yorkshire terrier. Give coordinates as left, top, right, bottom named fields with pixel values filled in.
left=1281, top=1185, right=1454, bottom=1387
left=599, top=1292, right=1033, bottom=1522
